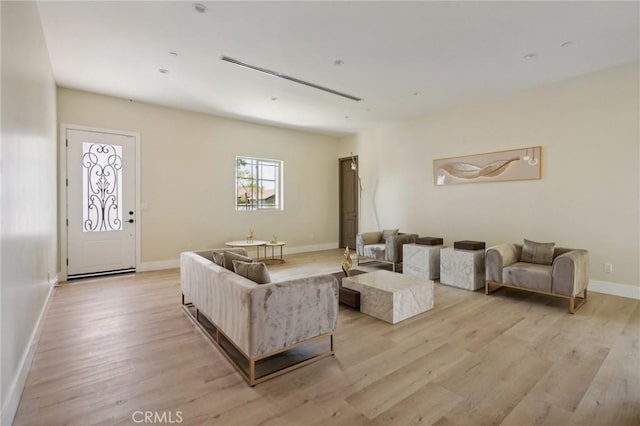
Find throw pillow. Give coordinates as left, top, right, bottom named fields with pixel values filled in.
left=223, top=250, right=253, bottom=271
left=232, top=260, right=271, bottom=284
left=212, top=251, right=225, bottom=267
left=382, top=228, right=399, bottom=241
left=520, top=239, right=555, bottom=265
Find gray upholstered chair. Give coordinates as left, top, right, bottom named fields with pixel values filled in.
left=356, top=229, right=418, bottom=272
left=485, top=241, right=589, bottom=313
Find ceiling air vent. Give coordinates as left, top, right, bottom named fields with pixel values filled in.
left=220, top=55, right=362, bottom=102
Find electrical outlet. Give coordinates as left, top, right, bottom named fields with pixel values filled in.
left=603, top=263, right=613, bottom=273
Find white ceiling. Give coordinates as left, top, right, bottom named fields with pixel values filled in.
left=37, top=1, right=640, bottom=136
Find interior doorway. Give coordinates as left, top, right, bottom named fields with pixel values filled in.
left=339, top=155, right=359, bottom=249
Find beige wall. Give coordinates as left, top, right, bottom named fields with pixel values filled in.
left=57, top=89, right=340, bottom=265
left=340, top=62, right=640, bottom=288
left=1, top=1, right=58, bottom=421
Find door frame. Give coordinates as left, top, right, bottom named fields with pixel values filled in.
left=59, top=123, right=141, bottom=281
left=338, top=155, right=359, bottom=248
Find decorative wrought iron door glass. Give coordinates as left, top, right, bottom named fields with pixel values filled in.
left=82, top=142, right=123, bottom=231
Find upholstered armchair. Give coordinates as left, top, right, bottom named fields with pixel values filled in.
left=485, top=240, right=589, bottom=313
left=356, top=229, right=418, bottom=272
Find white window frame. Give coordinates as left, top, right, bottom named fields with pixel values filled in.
left=235, top=156, right=283, bottom=211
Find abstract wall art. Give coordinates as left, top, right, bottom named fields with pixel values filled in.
left=433, top=146, right=542, bottom=186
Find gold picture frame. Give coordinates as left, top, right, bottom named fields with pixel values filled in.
left=433, top=146, right=542, bottom=186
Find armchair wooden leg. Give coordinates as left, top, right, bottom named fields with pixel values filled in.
left=569, top=290, right=588, bottom=314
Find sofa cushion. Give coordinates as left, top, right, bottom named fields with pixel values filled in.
left=212, top=251, right=225, bottom=267
left=232, top=260, right=271, bottom=284
left=520, top=239, right=555, bottom=265
left=223, top=250, right=253, bottom=271
left=382, top=229, right=399, bottom=241
left=503, top=262, right=552, bottom=292
left=363, top=243, right=386, bottom=260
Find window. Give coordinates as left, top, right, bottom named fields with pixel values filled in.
left=236, top=157, right=283, bottom=211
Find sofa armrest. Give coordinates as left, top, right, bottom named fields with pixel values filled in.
left=485, top=243, right=519, bottom=282
left=250, top=275, right=339, bottom=357
left=552, top=249, right=589, bottom=296
left=385, top=233, right=418, bottom=263
left=356, top=232, right=383, bottom=255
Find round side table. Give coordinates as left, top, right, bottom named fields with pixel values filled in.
left=225, top=240, right=267, bottom=259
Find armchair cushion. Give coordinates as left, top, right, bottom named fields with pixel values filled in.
left=363, top=243, right=386, bottom=260
left=520, top=239, right=555, bottom=265
left=503, top=262, right=552, bottom=292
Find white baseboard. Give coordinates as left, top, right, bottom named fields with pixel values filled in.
left=137, top=259, right=179, bottom=272
left=284, top=242, right=339, bottom=255
left=1, top=276, right=57, bottom=426
left=589, top=279, right=640, bottom=300
left=137, top=242, right=340, bottom=272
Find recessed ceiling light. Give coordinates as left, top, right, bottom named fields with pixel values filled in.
left=158, top=68, right=169, bottom=74
left=193, top=3, right=207, bottom=13
left=169, top=52, right=178, bottom=57
left=524, top=53, right=538, bottom=60
left=334, top=59, right=344, bottom=66
left=561, top=41, right=573, bottom=47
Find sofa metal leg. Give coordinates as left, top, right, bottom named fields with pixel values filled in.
left=485, top=281, right=502, bottom=295
left=569, top=290, right=588, bottom=314
left=249, top=359, right=256, bottom=387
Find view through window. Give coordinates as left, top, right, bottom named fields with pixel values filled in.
left=236, top=157, right=283, bottom=210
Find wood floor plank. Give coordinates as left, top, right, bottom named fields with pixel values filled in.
left=11, top=249, right=640, bottom=425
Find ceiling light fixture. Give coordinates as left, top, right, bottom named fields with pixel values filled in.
left=524, top=53, right=538, bottom=60
left=193, top=3, right=207, bottom=13
left=220, top=55, right=363, bottom=102
left=158, top=68, right=169, bottom=74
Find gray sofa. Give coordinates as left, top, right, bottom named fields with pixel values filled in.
left=180, top=249, right=339, bottom=385
left=485, top=243, right=589, bottom=313
left=356, top=230, right=418, bottom=272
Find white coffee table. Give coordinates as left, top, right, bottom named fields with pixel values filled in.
left=342, top=270, right=434, bottom=324
left=225, top=240, right=267, bottom=259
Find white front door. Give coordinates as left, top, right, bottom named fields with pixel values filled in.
left=66, top=129, right=136, bottom=277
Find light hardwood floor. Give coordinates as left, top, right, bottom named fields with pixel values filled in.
left=13, top=249, right=640, bottom=425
